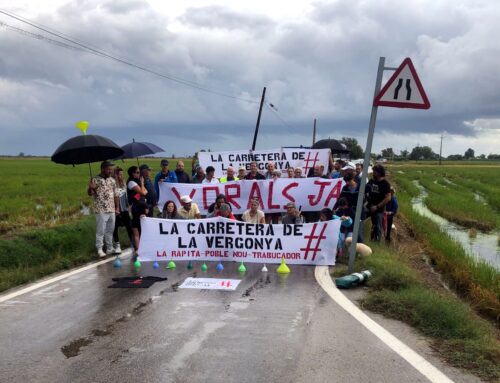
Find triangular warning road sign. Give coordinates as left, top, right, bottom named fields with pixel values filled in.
left=374, top=58, right=430, bottom=109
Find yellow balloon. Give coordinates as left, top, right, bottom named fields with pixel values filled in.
left=76, top=120, right=89, bottom=135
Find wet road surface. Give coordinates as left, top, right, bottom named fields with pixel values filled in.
left=0, top=252, right=464, bottom=383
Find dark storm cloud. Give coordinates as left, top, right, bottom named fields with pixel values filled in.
left=1, top=0, right=500, bottom=155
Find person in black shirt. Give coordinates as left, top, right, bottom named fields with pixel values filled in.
left=175, top=160, right=191, bottom=183
left=366, top=164, right=391, bottom=242
left=139, top=164, right=157, bottom=217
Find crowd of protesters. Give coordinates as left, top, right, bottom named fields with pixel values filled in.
left=87, top=156, right=397, bottom=258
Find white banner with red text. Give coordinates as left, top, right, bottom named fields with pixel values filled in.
left=159, top=178, right=344, bottom=214
left=198, top=148, right=331, bottom=178
left=138, top=217, right=340, bottom=266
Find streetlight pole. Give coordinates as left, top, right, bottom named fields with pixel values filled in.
left=251, top=87, right=266, bottom=150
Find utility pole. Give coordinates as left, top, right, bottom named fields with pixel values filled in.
left=251, top=87, right=266, bottom=150
left=439, top=133, right=444, bottom=165
left=312, top=118, right=317, bottom=146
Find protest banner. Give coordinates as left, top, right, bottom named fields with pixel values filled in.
left=138, top=217, right=340, bottom=266
left=159, top=178, right=344, bottom=214
left=198, top=148, right=331, bottom=178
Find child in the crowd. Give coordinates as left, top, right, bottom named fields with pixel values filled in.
left=384, top=187, right=398, bottom=242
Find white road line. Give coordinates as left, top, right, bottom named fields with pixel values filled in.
left=315, top=266, right=454, bottom=383
left=0, top=250, right=132, bottom=304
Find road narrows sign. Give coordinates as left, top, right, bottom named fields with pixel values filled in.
left=373, top=57, right=430, bottom=109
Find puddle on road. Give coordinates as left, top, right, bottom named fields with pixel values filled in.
left=61, top=337, right=93, bottom=358
left=411, top=181, right=500, bottom=269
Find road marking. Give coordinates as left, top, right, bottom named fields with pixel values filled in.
left=0, top=250, right=132, bottom=304
left=315, top=266, right=454, bottom=383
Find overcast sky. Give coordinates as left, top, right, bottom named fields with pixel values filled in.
left=1, top=0, right=499, bottom=157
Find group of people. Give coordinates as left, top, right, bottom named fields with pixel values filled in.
left=87, top=157, right=398, bottom=257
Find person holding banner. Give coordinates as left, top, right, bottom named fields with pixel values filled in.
left=174, top=160, right=191, bottom=183
left=245, top=162, right=265, bottom=180
left=202, top=166, right=220, bottom=184
left=282, top=202, right=304, bottom=224
left=162, top=200, right=183, bottom=219
left=213, top=203, right=236, bottom=220
left=191, top=165, right=205, bottom=184
left=264, top=162, right=276, bottom=179
left=286, top=167, right=294, bottom=178
left=177, top=195, right=202, bottom=219
left=219, top=166, right=239, bottom=183
left=242, top=198, right=265, bottom=224
left=237, top=166, right=246, bottom=180
left=154, top=159, right=178, bottom=198
left=207, top=194, right=232, bottom=217
left=294, top=168, right=304, bottom=178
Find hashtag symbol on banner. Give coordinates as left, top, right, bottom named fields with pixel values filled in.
left=303, top=151, right=319, bottom=175
left=300, top=223, right=327, bottom=261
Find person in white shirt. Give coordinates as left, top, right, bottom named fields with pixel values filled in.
left=242, top=198, right=265, bottom=224
left=202, top=166, right=220, bottom=184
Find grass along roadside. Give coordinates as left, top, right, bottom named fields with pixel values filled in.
left=0, top=216, right=130, bottom=292
left=334, top=242, right=500, bottom=381
left=392, top=174, right=499, bottom=322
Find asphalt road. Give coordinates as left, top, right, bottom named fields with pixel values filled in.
left=0, top=252, right=475, bottom=383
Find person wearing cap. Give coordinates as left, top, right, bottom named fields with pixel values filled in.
left=191, top=165, right=205, bottom=184
left=177, top=195, right=201, bottom=219
left=282, top=202, right=304, bottom=225
left=140, top=164, right=157, bottom=217
left=154, top=159, right=178, bottom=199
left=87, top=161, right=120, bottom=257
left=175, top=160, right=191, bottom=183
left=220, top=166, right=239, bottom=183
left=237, top=166, right=246, bottom=180
left=213, top=203, right=236, bottom=220
left=202, top=166, right=220, bottom=184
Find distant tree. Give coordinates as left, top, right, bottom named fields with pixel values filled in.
left=478, top=154, right=486, bottom=160
left=409, top=145, right=436, bottom=160
left=18, top=152, right=24, bottom=157
left=487, top=153, right=500, bottom=160
left=447, top=154, right=463, bottom=160
left=172, top=154, right=176, bottom=159
left=381, top=147, right=394, bottom=159
left=340, top=137, right=364, bottom=158
left=464, top=148, right=475, bottom=159
left=400, top=149, right=409, bottom=159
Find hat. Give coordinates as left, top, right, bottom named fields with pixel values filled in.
left=181, top=195, right=192, bottom=203
left=100, top=160, right=114, bottom=169
left=286, top=202, right=296, bottom=208
left=139, top=164, right=152, bottom=171
left=238, top=166, right=246, bottom=171
left=160, top=159, right=169, bottom=166
left=341, top=162, right=356, bottom=171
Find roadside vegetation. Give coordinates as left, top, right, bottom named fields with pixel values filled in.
left=0, top=157, right=178, bottom=291
left=334, top=162, right=500, bottom=380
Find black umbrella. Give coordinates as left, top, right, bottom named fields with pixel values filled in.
left=51, top=134, right=124, bottom=177
left=120, top=138, right=165, bottom=166
left=312, top=138, right=351, bottom=155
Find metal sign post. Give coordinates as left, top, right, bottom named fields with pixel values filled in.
left=347, top=57, right=386, bottom=273
left=348, top=56, right=431, bottom=273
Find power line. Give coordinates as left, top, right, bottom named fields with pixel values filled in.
left=0, top=8, right=260, bottom=104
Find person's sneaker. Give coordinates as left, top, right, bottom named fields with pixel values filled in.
left=97, top=249, right=106, bottom=258
left=113, top=244, right=122, bottom=254
left=106, top=248, right=114, bottom=255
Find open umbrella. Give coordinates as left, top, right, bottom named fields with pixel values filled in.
left=312, top=138, right=350, bottom=155
left=120, top=138, right=165, bottom=166
left=51, top=134, right=124, bottom=177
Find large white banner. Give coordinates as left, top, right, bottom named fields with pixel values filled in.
left=198, top=148, right=331, bottom=178
left=138, top=217, right=340, bottom=266
left=159, top=178, right=344, bottom=214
